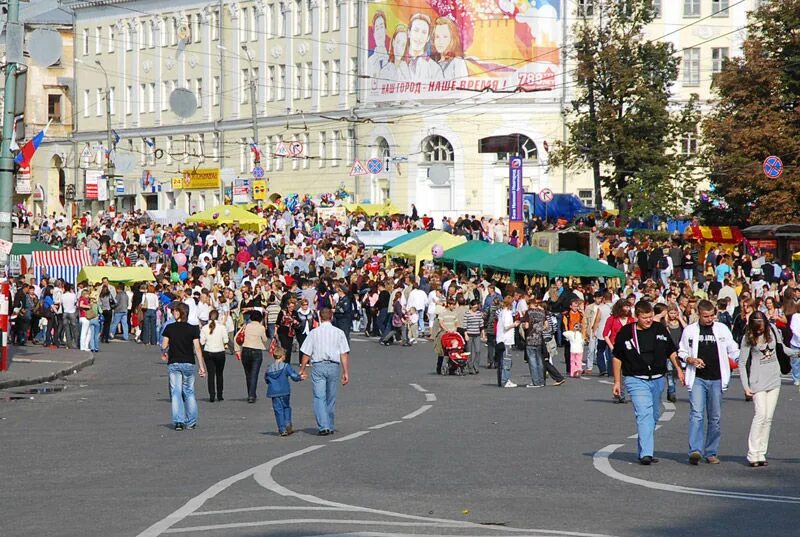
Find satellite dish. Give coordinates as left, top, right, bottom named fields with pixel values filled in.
left=169, top=88, right=198, bottom=118
left=28, top=28, right=63, bottom=67
left=428, top=164, right=450, bottom=186
left=110, top=150, right=136, bottom=173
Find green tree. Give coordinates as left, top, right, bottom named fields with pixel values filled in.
left=700, top=1, right=800, bottom=224
left=550, top=1, right=700, bottom=218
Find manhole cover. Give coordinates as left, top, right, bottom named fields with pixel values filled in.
left=17, top=385, right=67, bottom=395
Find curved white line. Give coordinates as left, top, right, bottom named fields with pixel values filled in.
left=409, top=383, right=427, bottom=393
left=402, top=405, right=432, bottom=419
left=163, top=518, right=463, bottom=533
left=330, top=430, right=370, bottom=442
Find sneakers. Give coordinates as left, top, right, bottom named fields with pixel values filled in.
left=525, top=383, right=544, bottom=388
left=667, top=393, right=677, bottom=403
left=689, top=451, right=702, bottom=465
left=175, top=423, right=185, bottom=431
left=503, top=380, right=518, bottom=388
left=639, top=456, right=656, bottom=465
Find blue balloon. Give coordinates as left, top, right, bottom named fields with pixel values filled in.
left=179, top=271, right=189, bottom=281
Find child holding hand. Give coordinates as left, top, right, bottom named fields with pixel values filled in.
left=264, top=346, right=303, bottom=436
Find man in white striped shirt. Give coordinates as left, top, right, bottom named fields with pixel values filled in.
left=299, top=308, right=351, bottom=436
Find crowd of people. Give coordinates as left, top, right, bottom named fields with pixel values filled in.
left=7, top=205, right=800, bottom=467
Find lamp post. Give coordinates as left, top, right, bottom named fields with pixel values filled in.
left=241, top=45, right=259, bottom=165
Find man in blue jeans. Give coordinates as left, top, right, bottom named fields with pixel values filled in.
left=678, top=299, right=739, bottom=465
left=299, top=308, right=351, bottom=436
left=612, top=301, right=684, bottom=465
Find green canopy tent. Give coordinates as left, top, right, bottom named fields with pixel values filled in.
left=11, top=241, right=59, bottom=255
left=436, top=240, right=492, bottom=269
left=529, top=251, right=626, bottom=281
left=462, top=243, right=518, bottom=270
left=381, top=229, right=427, bottom=250
left=483, top=246, right=552, bottom=281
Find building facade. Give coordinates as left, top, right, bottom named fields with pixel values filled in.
left=66, top=0, right=762, bottom=218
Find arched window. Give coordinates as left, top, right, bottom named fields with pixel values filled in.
left=479, top=133, right=538, bottom=162
left=422, top=135, right=454, bottom=163
left=375, top=136, right=390, bottom=171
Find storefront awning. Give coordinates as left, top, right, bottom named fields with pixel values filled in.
left=687, top=226, right=744, bottom=243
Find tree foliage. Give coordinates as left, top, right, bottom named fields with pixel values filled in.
left=700, top=2, right=800, bottom=224
left=550, top=1, right=700, bottom=218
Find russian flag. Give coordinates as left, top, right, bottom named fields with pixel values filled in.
left=249, top=140, right=261, bottom=163
left=15, top=120, right=51, bottom=167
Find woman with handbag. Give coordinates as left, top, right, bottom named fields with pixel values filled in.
left=739, top=312, right=798, bottom=467
left=98, top=284, right=114, bottom=343
left=78, top=289, right=93, bottom=352
left=295, top=298, right=316, bottom=352
left=200, top=309, right=229, bottom=402
left=234, top=309, right=269, bottom=403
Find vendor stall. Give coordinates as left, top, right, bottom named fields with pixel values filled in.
left=382, top=229, right=427, bottom=250
left=386, top=231, right=465, bottom=273
left=354, top=230, right=410, bottom=250
left=33, top=249, right=93, bottom=285
left=77, top=266, right=156, bottom=285
left=483, top=246, right=551, bottom=283
left=436, top=240, right=492, bottom=269
left=529, top=251, right=625, bottom=288
left=186, top=205, right=265, bottom=231
left=686, top=225, right=744, bottom=259
left=10, top=241, right=58, bottom=277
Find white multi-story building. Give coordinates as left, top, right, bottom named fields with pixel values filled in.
left=65, top=0, right=762, bottom=217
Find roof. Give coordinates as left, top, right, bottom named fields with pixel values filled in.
left=20, top=1, right=73, bottom=25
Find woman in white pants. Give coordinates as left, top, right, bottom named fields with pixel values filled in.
left=739, top=312, right=797, bottom=467
left=78, top=289, right=92, bottom=351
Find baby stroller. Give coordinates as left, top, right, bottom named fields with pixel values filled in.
left=441, top=332, right=470, bottom=376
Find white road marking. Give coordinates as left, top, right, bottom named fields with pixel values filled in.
left=402, top=405, right=432, bottom=420
left=597, top=380, right=613, bottom=385
left=191, top=506, right=351, bottom=516
left=163, top=519, right=464, bottom=533
left=594, top=444, right=800, bottom=504
left=409, top=383, right=427, bottom=393
left=330, top=431, right=370, bottom=443
left=425, top=393, right=437, bottom=402
left=369, top=421, right=403, bottom=430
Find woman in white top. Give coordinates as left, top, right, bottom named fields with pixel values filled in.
left=495, top=296, right=519, bottom=388
left=141, top=285, right=160, bottom=346
left=427, top=286, right=444, bottom=337
left=200, top=310, right=229, bottom=402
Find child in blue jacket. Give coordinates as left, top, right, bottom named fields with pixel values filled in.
left=264, top=346, right=303, bottom=436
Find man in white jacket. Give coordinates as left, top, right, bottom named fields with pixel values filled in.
left=678, top=300, right=740, bottom=465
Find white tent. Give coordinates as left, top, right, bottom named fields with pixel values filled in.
left=354, top=231, right=409, bottom=249
left=145, top=210, right=189, bottom=226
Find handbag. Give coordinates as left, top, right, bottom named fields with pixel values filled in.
left=235, top=325, right=246, bottom=345
left=771, top=325, right=792, bottom=375
left=85, top=307, right=98, bottom=320
left=268, top=337, right=279, bottom=355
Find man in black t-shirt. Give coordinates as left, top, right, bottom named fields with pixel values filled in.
left=162, top=302, right=207, bottom=431
left=613, top=301, right=684, bottom=465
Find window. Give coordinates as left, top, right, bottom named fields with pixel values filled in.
left=304, top=0, right=312, bottom=34
left=346, top=131, right=355, bottom=163
left=249, top=7, right=258, bottom=41
left=240, top=137, right=248, bottom=172
left=683, top=0, right=700, bottom=17
left=331, top=130, right=339, bottom=166
left=273, top=136, right=284, bottom=170
left=267, top=66, right=275, bottom=101
left=108, top=86, right=116, bottom=115
left=212, top=132, right=220, bottom=161
left=331, top=0, right=340, bottom=31
left=349, top=0, right=357, bottom=27
left=681, top=133, right=698, bottom=155
left=95, top=27, right=102, bottom=54
left=48, top=94, right=62, bottom=123
left=166, top=136, right=173, bottom=165
left=651, top=0, right=662, bottom=18
left=293, top=0, right=302, bottom=35
left=577, top=189, right=594, bottom=208
left=711, top=47, right=729, bottom=74
left=196, top=134, right=205, bottom=162
left=422, top=135, right=454, bottom=162
left=711, top=0, right=729, bottom=17
left=348, top=57, right=357, bottom=94
left=240, top=8, right=249, bottom=42
left=139, top=22, right=146, bottom=49
left=107, top=26, right=115, bottom=53
left=83, top=89, right=90, bottom=118
left=291, top=136, right=300, bottom=170
left=193, top=13, right=202, bottom=43
left=376, top=137, right=391, bottom=172
left=161, top=81, right=170, bottom=111
left=124, top=25, right=132, bottom=51
left=278, top=3, right=286, bottom=37
left=170, top=17, right=178, bottom=45
left=126, top=85, right=132, bottom=115
left=294, top=63, right=302, bottom=99
left=147, top=20, right=155, bottom=48
left=300, top=134, right=309, bottom=169
left=96, top=88, right=104, bottom=116
left=266, top=4, right=274, bottom=38
left=241, top=69, right=250, bottom=104
left=331, top=60, right=340, bottom=94
left=321, top=61, right=329, bottom=96
left=82, top=29, right=89, bottom=55
left=303, top=62, right=312, bottom=98
left=494, top=134, right=538, bottom=161
left=321, top=0, right=329, bottom=32
left=577, top=0, right=593, bottom=17
left=182, top=134, right=190, bottom=163
left=318, top=132, right=327, bottom=168
left=139, top=84, right=147, bottom=114
left=212, top=76, right=220, bottom=106
left=277, top=65, right=286, bottom=100
left=211, top=10, right=219, bottom=40
left=148, top=83, right=156, bottom=112
left=683, top=48, right=700, bottom=86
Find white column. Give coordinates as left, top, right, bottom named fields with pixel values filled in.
left=201, top=8, right=214, bottom=123
left=115, top=22, right=126, bottom=129
left=310, top=0, right=320, bottom=113
left=337, top=0, right=347, bottom=110
left=154, top=17, right=164, bottom=126
left=255, top=0, right=269, bottom=117
left=285, top=0, right=295, bottom=113
left=227, top=2, right=242, bottom=119
left=131, top=20, right=141, bottom=127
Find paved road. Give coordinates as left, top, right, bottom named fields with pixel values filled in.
left=2, top=335, right=800, bottom=537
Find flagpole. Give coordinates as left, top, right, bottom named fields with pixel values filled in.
left=0, top=0, right=21, bottom=258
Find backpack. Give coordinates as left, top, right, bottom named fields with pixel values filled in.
left=657, top=256, right=668, bottom=270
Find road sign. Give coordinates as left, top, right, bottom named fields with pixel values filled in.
left=274, top=142, right=290, bottom=157
left=349, top=160, right=368, bottom=176
left=539, top=188, right=554, bottom=203
left=252, top=165, right=265, bottom=179
left=288, top=141, right=304, bottom=156
left=366, top=158, right=383, bottom=174
left=763, top=155, right=783, bottom=178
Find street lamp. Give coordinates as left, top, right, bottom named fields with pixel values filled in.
left=240, top=45, right=259, bottom=165
left=94, top=60, right=115, bottom=210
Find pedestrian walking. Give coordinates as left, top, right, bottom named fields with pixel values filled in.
left=299, top=308, right=350, bottom=436
left=111, top=284, right=129, bottom=340
left=495, top=296, right=519, bottom=388
left=200, top=309, right=229, bottom=402
left=265, top=346, right=303, bottom=436
left=235, top=310, right=269, bottom=403
left=678, top=299, right=740, bottom=465
left=612, top=301, right=684, bottom=465
left=161, top=301, right=207, bottom=431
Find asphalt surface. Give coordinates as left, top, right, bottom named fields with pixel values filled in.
left=2, top=334, right=800, bottom=537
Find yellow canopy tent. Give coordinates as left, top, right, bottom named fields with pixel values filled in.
left=186, top=205, right=266, bottom=231
left=344, top=203, right=404, bottom=216
left=77, top=266, right=156, bottom=285
left=386, top=230, right=466, bottom=272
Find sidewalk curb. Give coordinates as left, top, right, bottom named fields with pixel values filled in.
left=0, top=356, right=96, bottom=390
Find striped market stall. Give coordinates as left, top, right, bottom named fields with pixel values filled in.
left=32, top=250, right=93, bottom=285
left=686, top=226, right=745, bottom=257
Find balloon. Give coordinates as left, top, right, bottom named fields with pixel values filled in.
left=170, top=272, right=180, bottom=283
left=431, top=244, right=444, bottom=258
left=174, top=252, right=187, bottom=266
left=177, top=266, right=186, bottom=274
left=179, top=271, right=189, bottom=281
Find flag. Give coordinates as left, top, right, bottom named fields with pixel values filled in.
left=112, top=130, right=121, bottom=147
left=144, top=137, right=155, bottom=149
left=249, top=140, right=261, bottom=163
left=14, top=120, right=51, bottom=167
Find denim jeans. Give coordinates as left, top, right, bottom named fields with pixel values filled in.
left=168, top=362, right=198, bottom=427
left=495, top=342, right=512, bottom=386
left=111, top=311, right=129, bottom=340
left=791, top=356, right=800, bottom=386
left=143, top=309, right=157, bottom=345
left=241, top=347, right=263, bottom=400
left=271, top=395, right=292, bottom=433
left=688, top=378, right=722, bottom=457
left=666, top=361, right=677, bottom=396
left=466, top=335, right=482, bottom=371
left=683, top=268, right=694, bottom=281
left=311, top=361, right=340, bottom=431
left=89, top=318, right=101, bottom=351
left=526, top=345, right=545, bottom=386
left=624, top=376, right=665, bottom=458
left=63, top=312, right=78, bottom=348
left=376, top=308, right=389, bottom=337
left=595, top=340, right=610, bottom=375
left=585, top=336, right=597, bottom=372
